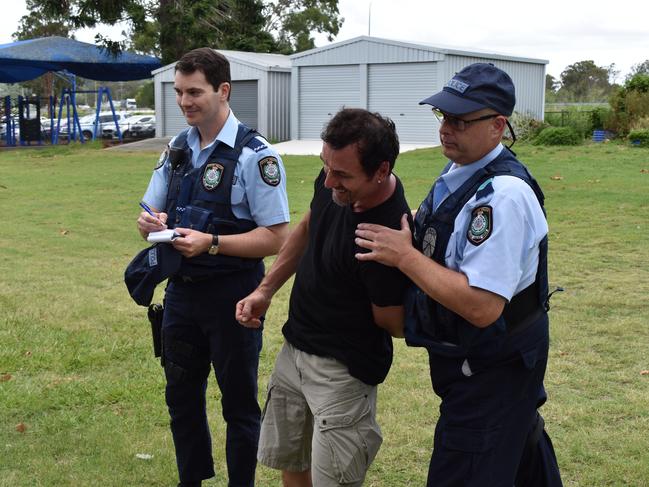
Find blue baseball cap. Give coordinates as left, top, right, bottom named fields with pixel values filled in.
left=419, top=63, right=516, bottom=116
left=124, top=243, right=181, bottom=306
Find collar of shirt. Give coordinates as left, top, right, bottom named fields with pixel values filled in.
left=186, top=110, right=240, bottom=167
left=440, top=143, right=504, bottom=195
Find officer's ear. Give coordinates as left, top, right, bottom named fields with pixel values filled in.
left=218, top=82, right=231, bottom=102
left=491, top=115, right=508, bottom=138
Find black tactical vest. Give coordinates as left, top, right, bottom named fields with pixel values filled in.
left=405, top=147, right=549, bottom=358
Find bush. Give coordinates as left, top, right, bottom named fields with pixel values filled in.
left=509, top=112, right=548, bottom=141
left=590, top=106, right=611, bottom=131
left=627, top=129, right=649, bottom=147
left=533, top=126, right=582, bottom=146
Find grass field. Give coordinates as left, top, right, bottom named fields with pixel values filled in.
left=1, top=141, right=648, bottom=486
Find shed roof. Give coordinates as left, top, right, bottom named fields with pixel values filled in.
left=291, top=36, right=548, bottom=65
left=153, top=49, right=291, bottom=75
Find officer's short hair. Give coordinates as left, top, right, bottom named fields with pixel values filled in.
left=176, top=48, right=231, bottom=100
left=321, top=108, right=400, bottom=177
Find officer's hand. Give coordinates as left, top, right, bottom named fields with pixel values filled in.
left=236, top=289, right=271, bottom=328
left=137, top=211, right=168, bottom=238
left=171, top=228, right=210, bottom=258
left=355, top=213, right=414, bottom=268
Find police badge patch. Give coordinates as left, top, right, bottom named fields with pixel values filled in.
left=202, top=163, right=224, bottom=191
left=258, top=157, right=281, bottom=186
left=467, top=206, right=492, bottom=246
left=154, top=148, right=168, bottom=170
left=422, top=227, right=437, bottom=258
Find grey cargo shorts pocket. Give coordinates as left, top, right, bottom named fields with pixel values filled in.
left=315, top=394, right=383, bottom=484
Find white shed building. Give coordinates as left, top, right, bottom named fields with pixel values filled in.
left=153, top=50, right=291, bottom=141
left=290, top=36, right=548, bottom=145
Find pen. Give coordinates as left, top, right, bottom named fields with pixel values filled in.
left=139, top=201, right=164, bottom=225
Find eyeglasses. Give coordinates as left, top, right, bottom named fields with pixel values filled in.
left=431, top=109, right=499, bottom=131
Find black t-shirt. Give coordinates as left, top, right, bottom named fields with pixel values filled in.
left=282, top=170, right=412, bottom=385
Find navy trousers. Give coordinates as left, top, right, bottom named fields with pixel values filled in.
left=426, top=323, right=563, bottom=487
left=162, top=274, right=263, bottom=487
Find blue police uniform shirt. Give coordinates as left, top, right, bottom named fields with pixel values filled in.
left=436, top=143, right=548, bottom=301
left=143, top=111, right=290, bottom=228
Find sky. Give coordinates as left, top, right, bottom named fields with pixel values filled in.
left=1, top=0, right=648, bottom=82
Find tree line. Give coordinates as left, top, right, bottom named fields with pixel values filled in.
left=546, top=59, right=649, bottom=103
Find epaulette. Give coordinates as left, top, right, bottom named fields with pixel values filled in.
left=245, top=135, right=268, bottom=153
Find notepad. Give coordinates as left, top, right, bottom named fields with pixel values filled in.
left=147, top=229, right=181, bottom=243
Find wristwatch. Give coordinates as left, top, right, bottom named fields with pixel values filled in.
left=208, top=234, right=219, bottom=255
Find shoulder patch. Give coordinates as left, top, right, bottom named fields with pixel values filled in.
left=154, top=148, right=168, bottom=170
left=258, top=156, right=281, bottom=186
left=467, top=205, right=493, bottom=246
left=203, top=163, right=224, bottom=191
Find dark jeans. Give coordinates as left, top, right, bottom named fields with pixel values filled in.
left=162, top=277, right=263, bottom=487
left=426, top=321, right=562, bottom=487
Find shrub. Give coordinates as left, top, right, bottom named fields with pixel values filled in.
left=533, top=126, right=582, bottom=146
left=627, top=129, right=649, bottom=147
left=590, top=106, right=612, bottom=131
left=509, top=112, right=548, bottom=141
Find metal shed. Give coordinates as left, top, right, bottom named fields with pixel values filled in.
left=290, top=36, right=548, bottom=145
left=153, top=50, right=291, bottom=141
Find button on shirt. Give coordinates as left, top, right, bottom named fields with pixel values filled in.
left=441, top=144, right=548, bottom=301
left=143, top=111, right=290, bottom=227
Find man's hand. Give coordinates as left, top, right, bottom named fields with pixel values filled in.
left=171, top=228, right=211, bottom=258
left=355, top=213, right=414, bottom=268
left=137, top=210, right=167, bottom=239
left=236, top=289, right=272, bottom=328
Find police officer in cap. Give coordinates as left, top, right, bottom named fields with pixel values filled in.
left=136, top=47, right=290, bottom=487
left=354, top=63, right=563, bottom=486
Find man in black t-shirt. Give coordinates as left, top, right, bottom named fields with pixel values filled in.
left=236, top=108, right=412, bottom=487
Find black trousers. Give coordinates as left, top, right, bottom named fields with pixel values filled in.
left=162, top=276, right=263, bottom=487
left=426, top=322, right=563, bottom=487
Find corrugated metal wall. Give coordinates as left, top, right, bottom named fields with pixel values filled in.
left=442, top=56, right=546, bottom=119
left=155, top=59, right=291, bottom=141
left=266, top=71, right=291, bottom=141
left=230, top=80, right=258, bottom=130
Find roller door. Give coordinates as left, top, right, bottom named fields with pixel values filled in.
left=368, top=62, right=439, bottom=144
left=298, top=65, right=360, bottom=139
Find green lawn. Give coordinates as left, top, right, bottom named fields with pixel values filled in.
left=1, top=141, right=648, bottom=486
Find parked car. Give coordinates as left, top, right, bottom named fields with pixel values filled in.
left=59, top=112, right=132, bottom=140
left=104, top=114, right=155, bottom=140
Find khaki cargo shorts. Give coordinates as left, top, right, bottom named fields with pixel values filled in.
left=258, top=342, right=383, bottom=486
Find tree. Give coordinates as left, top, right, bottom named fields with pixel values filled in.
left=16, top=0, right=343, bottom=65
left=558, top=60, right=616, bottom=102
left=264, top=0, right=343, bottom=54
left=626, top=59, right=649, bottom=81
left=545, top=74, right=559, bottom=92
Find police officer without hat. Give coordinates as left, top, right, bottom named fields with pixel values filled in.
left=354, top=63, right=563, bottom=486
left=136, top=47, right=290, bottom=487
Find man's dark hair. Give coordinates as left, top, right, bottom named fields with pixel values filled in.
left=175, top=48, right=231, bottom=100
left=321, top=108, right=400, bottom=176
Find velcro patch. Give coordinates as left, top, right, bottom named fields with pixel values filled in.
left=467, top=206, right=492, bottom=246
left=258, top=156, right=281, bottom=186
left=202, top=163, right=224, bottom=191
left=155, top=148, right=168, bottom=170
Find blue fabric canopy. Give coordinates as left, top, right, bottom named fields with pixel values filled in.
left=0, top=36, right=161, bottom=83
